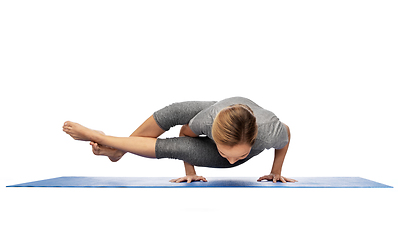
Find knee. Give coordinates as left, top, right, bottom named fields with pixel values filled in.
left=179, top=125, right=187, bottom=137
left=179, top=124, right=198, bottom=137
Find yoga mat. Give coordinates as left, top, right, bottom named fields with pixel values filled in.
left=6, top=177, right=392, bottom=188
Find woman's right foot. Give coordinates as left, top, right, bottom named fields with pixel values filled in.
left=90, top=142, right=125, bottom=162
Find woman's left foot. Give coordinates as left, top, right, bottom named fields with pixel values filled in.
left=90, top=142, right=124, bottom=162
left=63, top=121, right=96, bottom=141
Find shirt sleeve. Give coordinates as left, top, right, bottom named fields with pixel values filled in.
left=272, top=122, right=289, bottom=149
left=253, top=120, right=289, bottom=151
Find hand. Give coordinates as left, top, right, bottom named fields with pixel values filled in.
left=257, top=173, right=297, bottom=183
left=170, top=175, right=208, bottom=183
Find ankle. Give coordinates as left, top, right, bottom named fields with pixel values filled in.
left=90, top=131, right=104, bottom=144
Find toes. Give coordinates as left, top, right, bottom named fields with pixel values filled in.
left=63, top=121, right=78, bottom=130
left=63, top=121, right=72, bottom=132
left=92, top=143, right=101, bottom=155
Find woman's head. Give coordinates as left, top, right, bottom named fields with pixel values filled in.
left=212, top=104, right=258, bottom=164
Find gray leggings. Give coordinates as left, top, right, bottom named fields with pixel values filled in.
left=153, top=101, right=261, bottom=168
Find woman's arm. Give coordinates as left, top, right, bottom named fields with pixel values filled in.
left=257, top=123, right=297, bottom=183
left=180, top=124, right=200, bottom=178
left=169, top=124, right=207, bottom=183
left=271, top=123, right=290, bottom=175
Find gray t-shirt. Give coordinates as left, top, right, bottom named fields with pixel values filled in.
left=188, top=96, right=289, bottom=151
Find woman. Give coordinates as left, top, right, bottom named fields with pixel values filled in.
left=63, top=96, right=296, bottom=183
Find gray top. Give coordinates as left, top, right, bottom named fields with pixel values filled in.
left=188, top=96, right=289, bottom=151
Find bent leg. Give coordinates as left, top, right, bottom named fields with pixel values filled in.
left=93, top=99, right=215, bottom=161
left=156, top=137, right=254, bottom=168
left=153, top=101, right=216, bottom=131
left=130, top=115, right=166, bottom=138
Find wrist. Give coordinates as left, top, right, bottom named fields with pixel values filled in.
left=184, top=161, right=196, bottom=176
left=185, top=170, right=197, bottom=176
left=271, top=169, right=281, bottom=175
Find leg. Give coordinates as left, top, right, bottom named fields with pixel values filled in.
left=94, top=135, right=157, bottom=158
left=92, top=101, right=216, bottom=161
left=152, top=101, right=217, bottom=131
left=63, top=120, right=159, bottom=159
left=156, top=137, right=257, bottom=168
left=90, top=115, right=165, bottom=161
left=130, top=115, right=166, bottom=138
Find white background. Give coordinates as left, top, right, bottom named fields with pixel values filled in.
left=1, top=1, right=397, bottom=239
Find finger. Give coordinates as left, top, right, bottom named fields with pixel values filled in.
left=286, top=178, right=298, bottom=183
left=176, top=178, right=184, bottom=183
left=284, top=177, right=293, bottom=182
left=171, top=178, right=183, bottom=183
left=273, top=177, right=277, bottom=183
left=187, top=178, right=192, bottom=183
left=258, top=176, right=272, bottom=182
left=280, top=176, right=287, bottom=183
left=257, top=176, right=268, bottom=182
left=178, top=177, right=189, bottom=183
left=198, top=176, right=207, bottom=182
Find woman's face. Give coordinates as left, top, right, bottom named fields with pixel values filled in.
left=216, top=143, right=252, bottom=164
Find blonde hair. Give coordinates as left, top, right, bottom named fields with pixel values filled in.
left=212, top=104, right=258, bottom=147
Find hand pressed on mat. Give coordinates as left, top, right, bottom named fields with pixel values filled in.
left=170, top=175, right=208, bottom=183
left=257, top=173, right=297, bottom=183
left=171, top=160, right=207, bottom=183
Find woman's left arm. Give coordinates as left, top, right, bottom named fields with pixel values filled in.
left=257, top=123, right=297, bottom=183
left=170, top=124, right=208, bottom=183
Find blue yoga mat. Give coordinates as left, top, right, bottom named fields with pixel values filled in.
left=6, top=177, right=392, bottom=188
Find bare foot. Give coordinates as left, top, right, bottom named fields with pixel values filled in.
left=63, top=122, right=124, bottom=162
left=63, top=121, right=97, bottom=141
left=90, top=142, right=125, bottom=162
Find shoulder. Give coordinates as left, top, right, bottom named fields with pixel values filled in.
left=218, top=96, right=256, bottom=105
left=255, top=121, right=289, bottom=150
